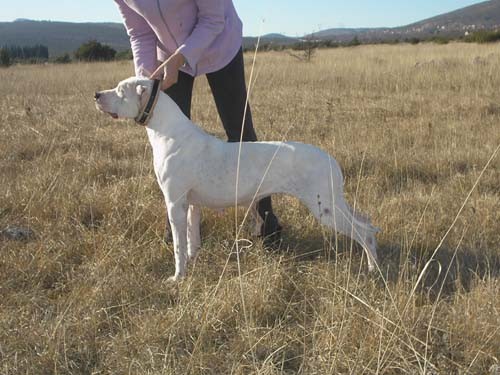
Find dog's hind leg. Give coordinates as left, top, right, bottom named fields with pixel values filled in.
left=166, top=199, right=189, bottom=282
left=187, top=205, right=201, bottom=260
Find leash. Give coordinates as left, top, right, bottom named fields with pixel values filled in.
left=135, top=79, right=162, bottom=126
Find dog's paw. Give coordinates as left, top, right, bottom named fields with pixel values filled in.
left=165, top=275, right=183, bottom=283
left=187, top=249, right=199, bottom=261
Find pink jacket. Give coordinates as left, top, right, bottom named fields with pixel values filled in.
left=114, top=0, right=243, bottom=77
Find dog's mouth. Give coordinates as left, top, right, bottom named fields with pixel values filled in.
left=100, top=110, right=119, bottom=120
left=95, top=102, right=119, bottom=120
left=98, top=108, right=119, bottom=119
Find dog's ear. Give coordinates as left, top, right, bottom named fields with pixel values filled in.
left=136, top=85, right=147, bottom=97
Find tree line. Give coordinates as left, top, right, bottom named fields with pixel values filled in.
left=0, top=44, right=50, bottom=66
left=244, top=29, right=500, bottom=55
left=0, top=40, right=132, bottom=67
left=2, top=44, right=49, bottom=60
left=2, top=29, right=500, bottom=68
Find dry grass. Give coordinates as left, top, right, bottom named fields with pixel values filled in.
left=1, top=43, right=499, bottom=374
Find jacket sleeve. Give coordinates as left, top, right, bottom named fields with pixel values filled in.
left=176, top=0, right=225, bottom=72
left=114, top=0, right=158, bottom=76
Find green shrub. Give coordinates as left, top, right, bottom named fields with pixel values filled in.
left=75, top=40, right=116, bottom=62
left=0, top=48, right=11, bottom=67
left=465, top=30, right=500, bottom=43
left=406, top=37, right=421, bottom=45
left=115, top=49, right=133, bottom=61
left=54, top=53, right=72, bottom=64
left=346, top=36, right=361, bottom=47
left=430, top=36, right=450, bottom=45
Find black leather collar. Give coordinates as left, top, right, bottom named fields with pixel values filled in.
left=135, top=79, right=162, bottom=126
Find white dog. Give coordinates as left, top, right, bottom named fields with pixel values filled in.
left=95, top=77, right=380, bottom=281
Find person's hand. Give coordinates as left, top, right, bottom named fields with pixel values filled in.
left=150, top=52, right=186, bottom=90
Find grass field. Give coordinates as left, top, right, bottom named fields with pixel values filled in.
left=1, top=43, right=499, bottom=374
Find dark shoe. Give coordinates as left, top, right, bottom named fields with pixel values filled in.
left=259, top=211, right=283, bottom=249
left=256, top=197, right=282, bottom=248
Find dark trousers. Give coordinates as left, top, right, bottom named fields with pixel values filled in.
left=165, top=48, right=276, bottom=225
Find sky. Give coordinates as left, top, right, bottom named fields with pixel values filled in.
left=0, top=0, right=486, bottom=36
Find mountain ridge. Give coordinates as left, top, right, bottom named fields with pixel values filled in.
left=313, top=0, right=500, bottom=41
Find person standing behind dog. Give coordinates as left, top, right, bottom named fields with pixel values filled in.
left=114, top=0, right=282, bottom=243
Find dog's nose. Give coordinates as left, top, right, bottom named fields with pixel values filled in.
left=94, top=92, right=101, bottom=100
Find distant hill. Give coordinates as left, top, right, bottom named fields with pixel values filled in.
left=392, top=0, right=500, bottom=37
left=0, top=19, right=130, bottom=56
left=261, top=33, right=294, bottom=40
left=243, top=33, right=299, bottom=49
left=1, top=1, right=500, bottom=57
left=0, top=19, right=298, bottom=57
left=315, top=0, right=500, bottom=42
left=309, top=28, right=386, bottom=39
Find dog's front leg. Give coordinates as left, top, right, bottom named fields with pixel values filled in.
left=187, top=205, right=201, bottom=260
left=166, top=199, right=189, bottom=282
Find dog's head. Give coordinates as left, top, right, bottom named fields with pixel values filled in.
left=94, top=77, right=152, bottom=120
